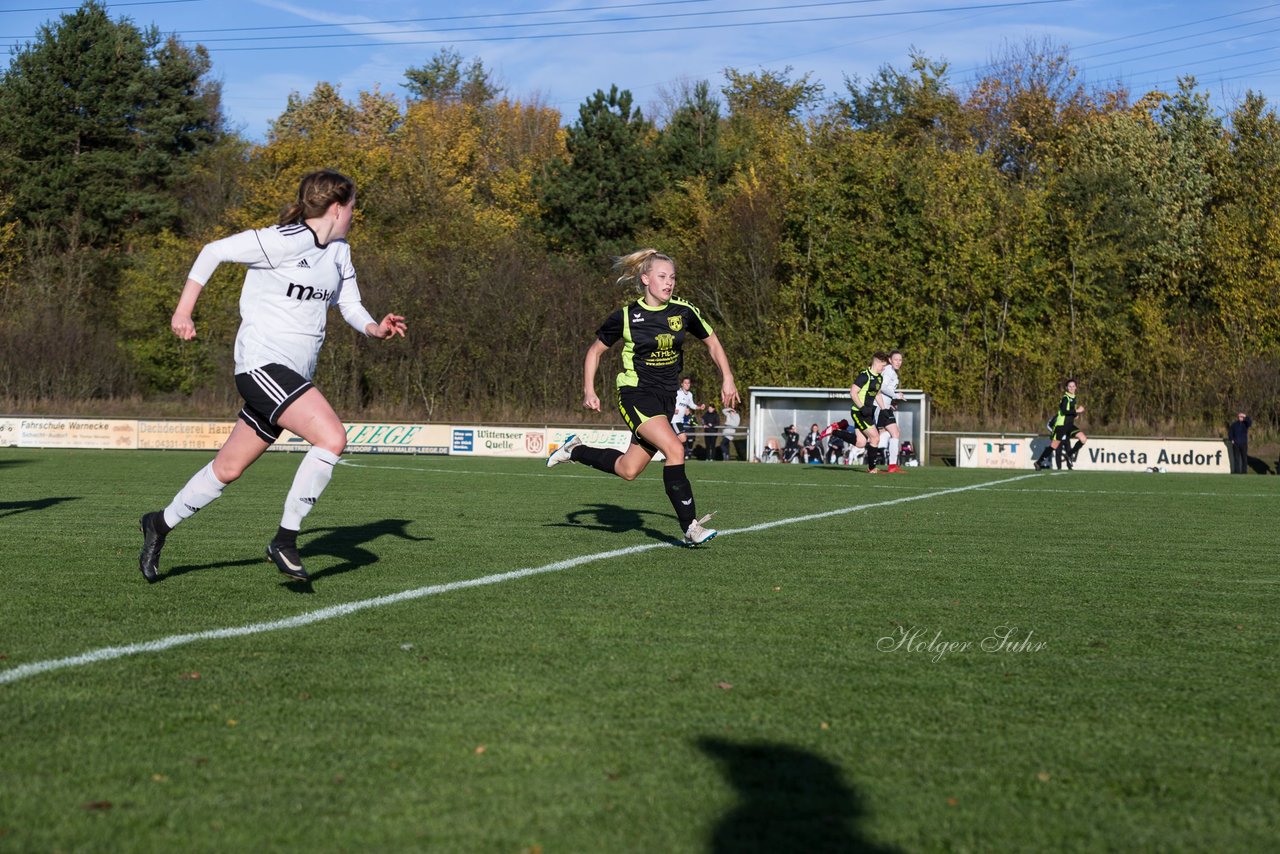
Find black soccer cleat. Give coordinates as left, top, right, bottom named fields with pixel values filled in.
left=266, top=540, right=309, bottom=582
left=138, top=512, right=167, bottom=583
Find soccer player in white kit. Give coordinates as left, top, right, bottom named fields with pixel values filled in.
left=873, top=349, right=906, bottom=473
left=138, top=170, right=407, bottom=584
left=671, top=376, right=699, bottom=443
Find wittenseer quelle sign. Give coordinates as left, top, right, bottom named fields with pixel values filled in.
left=956, top=435, right=1231, bottom=473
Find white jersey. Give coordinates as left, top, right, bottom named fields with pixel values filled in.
left=673, top=387, right=696, bottom=428
left=187, top=223, right=376, bottom=378
left=876, top=364, right=901, bottom=414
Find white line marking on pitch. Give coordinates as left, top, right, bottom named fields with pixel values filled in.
left=0, top=472, right=1030, bottom=686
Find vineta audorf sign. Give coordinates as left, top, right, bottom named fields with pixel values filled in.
left=956, top=435, right=1231, bottom=473
left=1074, top=438, right=1228, bottom=472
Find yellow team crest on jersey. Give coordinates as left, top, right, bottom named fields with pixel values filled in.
left=667, top=315, right=683, bottom=332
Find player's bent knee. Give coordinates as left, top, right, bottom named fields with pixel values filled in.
left=319, top=435, right=347, bottom=456
left=212, top=459, right=247, bottom=483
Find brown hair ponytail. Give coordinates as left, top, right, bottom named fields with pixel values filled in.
left=279, top=169, right=355, bottom=225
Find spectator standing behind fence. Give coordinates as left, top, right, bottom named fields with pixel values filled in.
left=719, top=406, right=741, bottom=460
left=702, top=403, right=720, bottom=460
left=1228, top=411, right=1251, bottom=474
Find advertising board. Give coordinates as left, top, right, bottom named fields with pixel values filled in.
left=955, top=435, right=1231, bottom=473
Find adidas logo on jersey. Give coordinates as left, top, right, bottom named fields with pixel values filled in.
left=301, top=497, right=318, bottom=505
left=297, top=259, right=310, bottom=268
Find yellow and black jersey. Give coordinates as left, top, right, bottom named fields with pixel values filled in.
left=852, top=366, right=883, bottom=411
left=597, top=297, right=713, bottom=391
left=1054, top=391, right=1077, bottom=430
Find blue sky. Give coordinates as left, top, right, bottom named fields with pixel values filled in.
left=5, top=0, right=1280, bottom=140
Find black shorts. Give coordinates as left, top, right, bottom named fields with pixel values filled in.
left=235, top=364, right=314, bottom=443
left=1053, top=424, right=1082, bottom=443
left=875, top=407, right=897, bottom=429
left=848, top=405, right=876, bottom=433
left=617, top=387, right=675, bottom=455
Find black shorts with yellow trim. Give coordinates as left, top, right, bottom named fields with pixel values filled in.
left=848, top=405, right=877, bottom=433
left=617, top=386, right=676, bottom=455
left=1053, top=424, right=1082, bottom=443
left=235, top=364, right=314, bottom=443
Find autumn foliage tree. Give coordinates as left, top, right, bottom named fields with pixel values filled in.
left=3, top=22, right=1279, bottom=438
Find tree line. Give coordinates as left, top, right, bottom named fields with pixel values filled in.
left=2, top=3, right=1277, bottom=438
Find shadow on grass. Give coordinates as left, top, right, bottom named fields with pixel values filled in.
left=698, top=737, right=900, bottom=854
left=1246, top=455, right=1273, bottom=475
left=301, top=519, right=432, bottom=582
left=159, top=518, right=432, bottom=590
left=547, top=503, right=682, bottom=545
left=0, top=496, right=79, bottom=520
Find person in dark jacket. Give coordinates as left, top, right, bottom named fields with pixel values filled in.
left=781, top=424, right=802, bottom=463
left=1228, top=411, right=1251, bottom=474
left=803, top=423, right=825, bottom=463
left=701, top=403, right=721, bottom=460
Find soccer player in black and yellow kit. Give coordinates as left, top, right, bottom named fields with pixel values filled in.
left=546, top=249, right=740, bottom=546
left=1035, top=378, right=1088, bottom=469
left=821, top=352, right=889, bottom=472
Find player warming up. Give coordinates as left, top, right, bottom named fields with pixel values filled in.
left=546, top=249, right=739, bottom=546
left=137, top=170, right=407, bottom=584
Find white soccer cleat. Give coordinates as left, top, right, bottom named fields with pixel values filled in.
left=546, top=434, right=581, bottom=468
left=684, top=513, right=718, bottom=547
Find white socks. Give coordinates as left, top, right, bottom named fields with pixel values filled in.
left=876, top=432, right=900, bottom=465
left=281, top=446, right=341, bottom=531
left=164, top=462, right=227, bottom=529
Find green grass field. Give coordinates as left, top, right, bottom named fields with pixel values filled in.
left=1, top=447, right=1277, bottom=852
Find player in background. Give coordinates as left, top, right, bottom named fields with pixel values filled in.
left=137, top=170, right=407, bottom=584
left=546, top=249, right=739, bottom=546
left=671, top=376, right=702, bottom=446
left=873, top=349, right=907, bottom=473
left=820, top=352, right=888, bottom=473
left=1035, top=378, right=1088, bottom=470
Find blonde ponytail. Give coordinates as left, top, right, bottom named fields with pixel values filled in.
left=612, top=249, right=674, bottom=292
